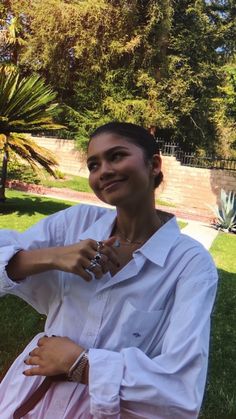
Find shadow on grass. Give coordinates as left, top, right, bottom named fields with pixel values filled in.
left=200, top=268, right=236, bottom=419
left=0, top=194, right=72, bottom=217
left=0, top=294, right=46, bottom=381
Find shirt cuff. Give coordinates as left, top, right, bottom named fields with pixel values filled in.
left=88, top=348, right=124, bottom=418
left=0, top=245, right=23, bottom=291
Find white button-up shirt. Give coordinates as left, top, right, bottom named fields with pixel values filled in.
left=0, top=204, right=218, bottom=418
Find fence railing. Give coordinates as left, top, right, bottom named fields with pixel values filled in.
left=157, top=140, right=236, bottom=171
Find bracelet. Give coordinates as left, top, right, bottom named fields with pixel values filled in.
left=67, top=349, right=89, bottom=382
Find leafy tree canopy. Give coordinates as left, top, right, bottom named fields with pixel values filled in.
left=0, top=0, right=236, bottom=155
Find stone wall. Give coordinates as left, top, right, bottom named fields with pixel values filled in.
left=33, top=136, right=236, bottom=216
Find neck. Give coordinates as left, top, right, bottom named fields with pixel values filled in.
left=115, top=202, right=162, bottom=245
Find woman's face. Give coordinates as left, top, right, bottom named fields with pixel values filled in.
left=87, top=132, right=161, bottom=207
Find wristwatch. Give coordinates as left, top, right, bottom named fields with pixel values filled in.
left=67, top=350, right=89, bottom=382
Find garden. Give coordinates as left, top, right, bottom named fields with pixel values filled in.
left=0, top=2, right=236, bottom=416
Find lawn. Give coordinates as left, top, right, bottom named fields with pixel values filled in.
left=0, top=190, right=235, bottom=419
left=200, top=233, right=236, bottom=419
left=9, top=169, right=175, bottom=208
left=41, top=173, right=93, bottom=193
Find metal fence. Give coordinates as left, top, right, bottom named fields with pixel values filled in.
left=157, top=140, right=236, bottom=171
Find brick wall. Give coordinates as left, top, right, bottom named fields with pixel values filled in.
left=33, top=136, right=89, bottom=177
left=160, top=156, right=236, bottom=216
left=33, top=136, right=236, bottom=216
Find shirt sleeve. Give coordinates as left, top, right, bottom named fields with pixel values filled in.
left=0, top=208, right=67, bottom=313
left=88, top=249, right=218, bottom=419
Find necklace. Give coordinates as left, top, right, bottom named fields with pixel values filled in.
left=115, top=229, right=147, bottom=246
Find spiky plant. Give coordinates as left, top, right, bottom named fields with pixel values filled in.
left=211, top=189, right=236, bottom=233
left=0, top=69, right=64, bottom=201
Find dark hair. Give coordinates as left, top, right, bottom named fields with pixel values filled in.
left=90, top=121, right=163, bottom=188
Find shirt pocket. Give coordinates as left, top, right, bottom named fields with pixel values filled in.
left=115, top=300, right=165, bottom=354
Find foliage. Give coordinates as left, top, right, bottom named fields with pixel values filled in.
left=0, top=68, right=64, bottom=200
left=7, top=159, right=41, bottom=184
left=0, top=69, right=62, bottom=134
left=211, top=189, right=236, bottom=232
left=1, top=0, right=236, bottom=155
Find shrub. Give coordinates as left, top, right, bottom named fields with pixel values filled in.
left=211, top=189, right=236, bottom=233
left=7, top=160, right=41, bottom=184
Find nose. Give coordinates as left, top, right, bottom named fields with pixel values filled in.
left=99, top=160, right=115, bottom=179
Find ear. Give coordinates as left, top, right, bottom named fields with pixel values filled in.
left=151, top=154, right=162, bottom=176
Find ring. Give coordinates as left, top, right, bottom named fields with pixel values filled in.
left=96, top=241, right=104, bottom=252
left=87, top=260, right=98, bottom=271
left=94, top=252, right=102, bottom=262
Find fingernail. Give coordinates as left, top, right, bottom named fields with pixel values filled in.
left=113, top=239, right=120, bottom=248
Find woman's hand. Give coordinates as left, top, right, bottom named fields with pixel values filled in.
left=24, top=336, right=83, bottom=377
left=51, top=236, right=120, bottom=281
left=7, top=236, right=120, bottom=282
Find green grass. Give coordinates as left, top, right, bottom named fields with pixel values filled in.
left=178, top=220, right=188, bottom=229
left=41, top=174, right=93, bottom=193
left=0, top=189, right=77, bottom=231
left=14, top=170, right=175, bottom=207
left=156, top=198, right=176, bottom=207
left=200, top=233, right=236, bottom=419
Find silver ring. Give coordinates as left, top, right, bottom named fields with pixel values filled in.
left=87, top=260, right=99, bottom=271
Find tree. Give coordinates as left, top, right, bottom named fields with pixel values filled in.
left=2, top=0, right=236, bottom=155
left=0, top=69, right=63, bottom=202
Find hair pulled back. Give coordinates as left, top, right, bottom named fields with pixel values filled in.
left=90, top=122, right=163, bottom=189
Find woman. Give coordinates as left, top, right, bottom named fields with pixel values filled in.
left=0, top=122, right=218, bottom=418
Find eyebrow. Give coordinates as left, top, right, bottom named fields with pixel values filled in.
left=87, top=145, right=129, bottom=164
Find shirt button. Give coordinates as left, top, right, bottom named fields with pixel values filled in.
left=97, top=293, right=104, bottom=300
left=87, top=332, right=94, bottom=337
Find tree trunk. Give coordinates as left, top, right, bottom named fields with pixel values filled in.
left=0, top=142, right=9, bottom=202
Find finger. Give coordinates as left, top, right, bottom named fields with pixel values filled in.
left=76, top=266, right=93, bottom=282
left=97, top=254, right=109, bottom=274
left=28, top=347, right=40, bottom=357
left=92, top=266, right=103, bottom=279
left=23, top=366, right=44, bottom=377
left=25, top=355, right=40, bottom=366
left=37, top=336, right=48, bottom=347
left=104, top=236, right=118, bottom=247
left=101, top=245, right=120, bottom=268
left=84, top=261, right=103, bottom=280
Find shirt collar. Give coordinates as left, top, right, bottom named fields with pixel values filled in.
left=79, top=209, right=117, bottom=242
left=79, top=208, right=181, bottom=268
left=135, top=216, right=181, bottom=267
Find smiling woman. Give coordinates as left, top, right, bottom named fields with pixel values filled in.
left=0, top=122, right=218, bottom=419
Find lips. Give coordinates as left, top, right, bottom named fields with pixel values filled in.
left=101, top=178, right=126, bottom=191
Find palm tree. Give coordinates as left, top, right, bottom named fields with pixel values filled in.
left=0, top=69, right=64, bottom=202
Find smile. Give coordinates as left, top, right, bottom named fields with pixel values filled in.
left=101, top=179, right=126, bottom=192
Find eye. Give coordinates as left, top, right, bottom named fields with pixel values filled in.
left=111, top=151, right=124, bottom=161
left=87, top=161, right=98, bottom=172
